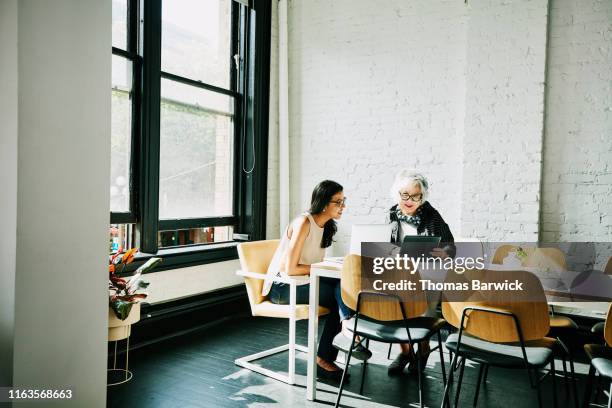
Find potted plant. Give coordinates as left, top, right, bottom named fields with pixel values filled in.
left=108, top=248, right=161, bottom=340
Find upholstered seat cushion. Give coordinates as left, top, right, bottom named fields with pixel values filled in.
left=591, top=321, right=605, bottom=334
left=550, top=315, right=578, bottom=330
left=584, top=344, right=612, bottom=379
left=343, top=316, right=445, bottom=343
left=445, top=333, right=557, bottom=368
left=252, top=300, right=329, bottom=320
left=547, top=315, right=579, bottom=339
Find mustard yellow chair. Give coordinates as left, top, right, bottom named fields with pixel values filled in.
left=441, top=269, right=572, bottom=408
left=604, top=256, right=612, bottom=275
left=492, top=244, right=578, bottom=400
left=234, top=239, right=329, bottom=385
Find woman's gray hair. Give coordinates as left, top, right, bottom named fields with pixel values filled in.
left=390, top=169, right=429, bottom=201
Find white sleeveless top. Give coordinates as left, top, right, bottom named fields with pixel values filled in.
left=262, top=212, right=326, bottom=296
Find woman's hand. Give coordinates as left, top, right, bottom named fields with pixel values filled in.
left=430, top=247, right=449, bottom=259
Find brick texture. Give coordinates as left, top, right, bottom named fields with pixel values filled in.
left=265, top=0, right=611, bottom=256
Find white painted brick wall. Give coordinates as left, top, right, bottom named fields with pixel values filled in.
left=286, top=0, right=467, bottom=255
left=263, top=0, right=612, bottom=252
left=541, top=0, right=612, bottom=244
left=461, top=0, right=549, bottom=242
left=266, top=0, right=280, bottom=239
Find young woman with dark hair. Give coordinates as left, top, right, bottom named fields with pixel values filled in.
left=262, top=180, right=348, bottom=380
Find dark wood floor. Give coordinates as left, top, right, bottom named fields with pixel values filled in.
left=107, top=315, right=599, bottom=408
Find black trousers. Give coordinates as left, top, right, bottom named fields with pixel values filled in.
left=269, top=278, right=341, bottom=362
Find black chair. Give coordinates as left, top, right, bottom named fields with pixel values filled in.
left=583, top=303, right=612, bottom=408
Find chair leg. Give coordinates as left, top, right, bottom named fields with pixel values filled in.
left=288, top=283, right=297, bottom=385
left=335, top=330, right=357, bottom=408
left=551, top=359, right=558, bottom=408
left=387, top=343, right=393, bottom=360
left=568, top=356, right=579, bottom=408
left=562, top=356, right=569, bottom=396
left=607, top=381, right=611, bottom=408
left=359, top=339, right=369, bottom=395
left=534, top=368, right=543, bottom=408
left=583, top=365, right=595, bottom=408
left=438, top=332, right=447, bottom=386
left=473, top=363, right=484, bottom=407
left=417, top=347, right=424, bottom=408
left=454, top=358, right=466, bottom=408
left=482, top=364, right=489, bottom=385
left=595, top=373, right=603, bottom=403
left=441, top=352, right=459, bottom=408
left=448, top=351, right=455, bottom=384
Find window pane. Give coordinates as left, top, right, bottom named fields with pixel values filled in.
left=159, top=79, right=234, bottom=219
left=111, top=55, right=132, bottom=212
left=158, top=226, right=233, bottom=248
left=109, top=224, right=135, bottom=253
left=112, top=0, right=128, bottom=50
left=162, top=0, right=232, bottom=89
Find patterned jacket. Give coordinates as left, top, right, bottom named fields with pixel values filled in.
left=387, top=202, right=456, bottom=257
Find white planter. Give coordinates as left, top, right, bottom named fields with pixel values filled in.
left=108, top=302, right=141, bottom=341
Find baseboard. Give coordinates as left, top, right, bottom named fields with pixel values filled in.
left=109, top=285, right=250, bottom=353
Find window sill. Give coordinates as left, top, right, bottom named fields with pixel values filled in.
left=115, top=241, right=240, bottom=277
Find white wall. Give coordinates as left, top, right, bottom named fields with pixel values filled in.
left=265, top=0, right=611, bottom=248
left=462, top=0, right=549, bottom=241
left=266, top=0, right=281, bottom=239
left=144, top=260, right=242, bottom=304
left=286, top=0, right=467, bottom=254
left=12, top=1, right=110, bottom=406
left=541, top=0, right=612, bottom=242
left=0, top=0, right=18, bottom=388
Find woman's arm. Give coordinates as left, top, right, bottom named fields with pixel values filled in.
left=283, top=216, right=312, bottom=276
left=431, top=215, right=456, bottom=258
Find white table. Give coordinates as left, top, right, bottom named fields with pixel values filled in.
left=304, top=259, right=609, bottom=401
left=306, top=259, right=342, bottom=401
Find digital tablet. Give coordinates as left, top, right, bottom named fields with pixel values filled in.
left=400, top=235, right=441, bottom=258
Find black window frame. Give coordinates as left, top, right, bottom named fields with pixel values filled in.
left=110, top=0, right=271, bottom=272
left=111, top=0, right=141, bottom=224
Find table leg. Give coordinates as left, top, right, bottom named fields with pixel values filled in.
left=306, top=272, right=320, bottom=401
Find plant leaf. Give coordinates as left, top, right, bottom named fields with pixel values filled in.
left=110, top=300, right=133, bottom=320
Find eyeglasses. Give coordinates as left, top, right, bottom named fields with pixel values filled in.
left=329, top=198, right=347, bottom=207
left=398, top=191, right=422, bottom=202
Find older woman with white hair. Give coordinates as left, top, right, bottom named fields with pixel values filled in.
left=386, top=169, right=455, bottom=376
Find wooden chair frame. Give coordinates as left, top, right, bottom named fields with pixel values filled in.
left=582, top=303, right=612, bottom=408
left=441, top=306, right=560, bottom=408
left=335, top=290, right=447, bottom=408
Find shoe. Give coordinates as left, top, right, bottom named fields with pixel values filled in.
left=387, top=352, right=413, bottom=376
left=351, top=342, right=373, bottom=361
left=317, top=365, right=350, bottom=382
left=332, top=333, right=373, bottom=361
left=408, top=343, right=431, bottom=373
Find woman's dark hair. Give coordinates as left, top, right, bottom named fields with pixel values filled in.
left=308, top=180, right=343, bottom=248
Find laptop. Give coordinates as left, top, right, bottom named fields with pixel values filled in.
left=400, top=235, right=441, bottom=258
left=349, top=224, right=393, bottom=255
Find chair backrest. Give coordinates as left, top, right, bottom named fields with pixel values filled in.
left=491, top=244, right=538, bottom=265
left=604, top=256, right=612, bottom=275
left=523, top=247, right=567, bottom=271
left=340, top=254, right=428, bottom=321
left=237, top=240, right=280, bottom=307
left=491, top=244, right=519, bottom=264
left=605, top=303, right=612, bottom=347
left=442, top=268, right=550, bottom=343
